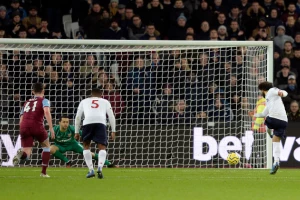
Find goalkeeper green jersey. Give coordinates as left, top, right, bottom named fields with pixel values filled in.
left=50, top=125, right=82, bottom=146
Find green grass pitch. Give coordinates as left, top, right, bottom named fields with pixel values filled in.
left=0, top=168, right=299, bottom=200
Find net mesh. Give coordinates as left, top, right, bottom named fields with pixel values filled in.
left=0, top=42, right=270, bottom=168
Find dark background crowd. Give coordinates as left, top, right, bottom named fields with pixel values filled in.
left=0, top=0, right=300, bottom=125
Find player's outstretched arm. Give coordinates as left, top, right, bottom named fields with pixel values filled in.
left=255, top=106, right=269, bottom=118
left=44, top=107, right=55, bottom=139
left=106, top=102, right=116, bottom=140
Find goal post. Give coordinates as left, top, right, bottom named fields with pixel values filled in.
left=0, top=39, right=273, bottom=168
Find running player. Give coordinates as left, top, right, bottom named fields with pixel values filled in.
left=13, top=83, right=54, bottom=178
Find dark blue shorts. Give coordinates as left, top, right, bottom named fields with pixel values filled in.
left=265, top=116, right=288, bottom=138
left=82, top=123, right=107, bottom=146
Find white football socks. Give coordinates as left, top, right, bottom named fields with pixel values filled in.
left=98, top=150, right=107, bottom=171
left=272, top=142, right=281, bottom=164
left=83, top=150, right=94, bottom=171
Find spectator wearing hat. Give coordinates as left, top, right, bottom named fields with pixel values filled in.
left=168, top=13, right=187, bottom=40
left=287, top=101, right=300, bottom=122
left=282, top=41, right=294, bottom=59
left=102, top=19, right=125, bottom=40
left=169, top=0, right=190, bottom=25
left=128, top=15, right=146, bottom=40
left=115, top=4, right=126, bottom=22
left=252, top=17, right=270, bottom=40
left=282, top=75, right=300, bottom=109
left=274, top=25, right=294, bottom=50
left=266, top=8, right=283, bottom=27
left=0, top=6, right=9, bottom=28
left=217, top=25, right=228, bottom=40
left=6, top=0, right=27, bottom=20
left=22, top=6, right=41, bottom=29
left=274, top=61, right=297, bottom=89
left=109, top=0, right=119, bottom=17
left=281, top=3, right=298, bottom=23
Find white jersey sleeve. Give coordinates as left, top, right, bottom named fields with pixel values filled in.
left=75, top=101, right=84, bottom=133
left=106, top=101, right=116, bottom=132
left=265, top=87, right=288, bottom=122
left=75, top=97, right=116, bottom=132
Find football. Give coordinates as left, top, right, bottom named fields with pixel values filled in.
left=227, top=152, right=240, bottom=165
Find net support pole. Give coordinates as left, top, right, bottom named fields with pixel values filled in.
left=266, top=42, right=274, bottom=169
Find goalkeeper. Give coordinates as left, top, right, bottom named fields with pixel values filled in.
left=49, top=115, right=115, bottom=168
left=249, top=94, right=266, bottom=133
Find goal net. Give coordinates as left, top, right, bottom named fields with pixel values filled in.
left=0, top=40, right=273, bottom=168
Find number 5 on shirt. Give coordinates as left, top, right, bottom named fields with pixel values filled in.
left=91, top=100, right=99, bottom=108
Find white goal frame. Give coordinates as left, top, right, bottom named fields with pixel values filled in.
left=0, top=39, right=273, bottom=169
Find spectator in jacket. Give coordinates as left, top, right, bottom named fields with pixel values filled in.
left=102, top=19, right=125, bottom=39
left=6, top=0, right=27, bottom=20
left=140, top=23, right=160, bottom=40
left=168, top=14, right=187, bottom=40
left=282, top=75, right=300, bottom=109
left=266, top=8, right=283, bottom=27
left=146, top=0, right=165, bottom=36
left=274, top=65, right=296, bottom=89
left=287, top=100, right=300, bottom=121
left=0, top=6, right=9, bottom=28
left=22, top=6, right=41, bottom=29
left=83, top=2, right=103, bottom=39
left=128, top=15, right=146, bottom=40
left=274, top=25, right=294, bottom=50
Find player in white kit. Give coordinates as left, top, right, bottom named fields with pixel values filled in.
left=75, top=88, right=116, bottom=178
left=255, top=82, right=288, bottom=175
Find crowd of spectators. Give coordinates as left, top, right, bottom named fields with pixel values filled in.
left=0, top=0, right=300, bottom=124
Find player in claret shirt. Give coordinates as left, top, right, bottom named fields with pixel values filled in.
left=13, top=83, right=55, bottom=178
left=50, top=115, right=116, bottom=168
